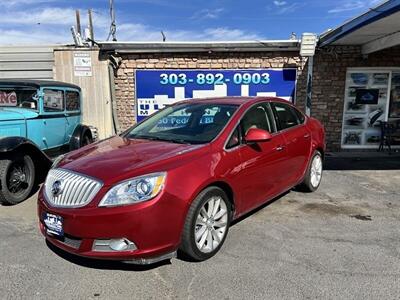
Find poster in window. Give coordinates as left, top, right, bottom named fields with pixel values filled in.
left=389, top=73, right=400, bottom=118
left=355, top=89, right=379, bottom=105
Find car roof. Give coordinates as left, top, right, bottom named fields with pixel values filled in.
left=0, top=79, right=81, bottom=90
left=179, top=96, right=292, bottom=106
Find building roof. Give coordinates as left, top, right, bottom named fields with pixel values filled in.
left=98, top=40, right=300, bottom=53
left=0, top=79, right=81, bottom=90
left=319, top=0, right=400, bottom=54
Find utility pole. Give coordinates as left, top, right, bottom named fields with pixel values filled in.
left=88, top=9, right=94, bottom=43
left=75, top=10, right=81, bottom=35
left=108, top=0, right=117, bottom=41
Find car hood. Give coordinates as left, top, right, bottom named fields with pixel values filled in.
left=60, top=135, right=207, bottom=185
left=0, top=107, right=38, bottom=121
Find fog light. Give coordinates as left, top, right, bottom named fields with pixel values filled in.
left=93, top=238, right=137, bottom=252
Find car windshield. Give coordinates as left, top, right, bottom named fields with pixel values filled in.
left=0, top=87, right=38, bottom=110
left=126, top=103, right=238, bottom=144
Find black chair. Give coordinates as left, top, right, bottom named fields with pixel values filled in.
left=379, top=121, right=400, bottom=153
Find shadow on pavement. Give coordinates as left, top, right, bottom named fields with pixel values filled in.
left=45, top=240, right=171, bottom=271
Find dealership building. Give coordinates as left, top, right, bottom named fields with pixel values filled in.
left=93, top=0, right=399, bottom=151
left=2, top=0, right=399, bottom=152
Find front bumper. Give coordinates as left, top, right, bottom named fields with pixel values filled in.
left=37, top=189, right=187, bottom=262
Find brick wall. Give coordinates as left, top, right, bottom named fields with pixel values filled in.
left=113, top=52, right=305, bottom=131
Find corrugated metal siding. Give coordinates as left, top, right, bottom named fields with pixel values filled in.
left=0, top=46, right=55, bottom=79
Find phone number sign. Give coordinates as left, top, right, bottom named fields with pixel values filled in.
left=135, top=69, right=296, bottom=122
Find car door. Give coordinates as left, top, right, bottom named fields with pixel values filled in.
left=271, top=102, right=311, bottom=186
left=229, top=102, right=288, bottom=214
left=41, top=88, right=67, bottom=149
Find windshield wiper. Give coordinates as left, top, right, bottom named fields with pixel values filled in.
left=131, top=135, right=192, bottom=145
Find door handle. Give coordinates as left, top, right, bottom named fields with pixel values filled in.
left=304, top=133, right=311, bottom=139
left=275, top=145, right=285, bottom=152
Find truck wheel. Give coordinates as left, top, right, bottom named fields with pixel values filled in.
left=0, top=154, right=35, bottom=205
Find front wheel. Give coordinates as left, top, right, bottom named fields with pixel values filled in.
left=180, top=187, right=231, bottom=261
left=0, top=154, right=35, bottom=205
left=299, top=151, right=323, bottom=192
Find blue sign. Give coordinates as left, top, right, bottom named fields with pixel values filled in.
left=135, top=69, right=296, bottom=122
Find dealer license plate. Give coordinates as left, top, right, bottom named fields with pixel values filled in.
left=43, top=212, right=64, bottom=237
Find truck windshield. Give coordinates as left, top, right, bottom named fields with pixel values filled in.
left=126, top=103, right=238, bottom=144
left=0, top=87, right=38, bottom=110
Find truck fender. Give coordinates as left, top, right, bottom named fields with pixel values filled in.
left=0, top=136, right=52, bottom=182
left=69, top=124, right=93, bottom=151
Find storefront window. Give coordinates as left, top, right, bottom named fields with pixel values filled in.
left=342, top=70, right=391, bottom=148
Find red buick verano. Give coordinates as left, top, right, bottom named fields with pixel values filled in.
left=38, top=97, right=325, bottom=264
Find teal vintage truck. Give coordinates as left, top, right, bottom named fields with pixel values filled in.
left=0, top=80, right=95, bottom=205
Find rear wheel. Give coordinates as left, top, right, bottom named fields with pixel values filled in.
left=180, top=187, right=231, bottom=261
left=80, top=132, right=92, bottom=147
left=299, top=151, right=323, bottom=192
left=0, top=154, right=35, bottom=205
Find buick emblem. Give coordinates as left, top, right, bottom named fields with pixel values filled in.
left=51, top=180, right=63, bottom=197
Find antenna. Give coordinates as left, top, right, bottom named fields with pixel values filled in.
left=107, top=0, right=117, bottom=41
left=161, top=31, right=166, bottom=42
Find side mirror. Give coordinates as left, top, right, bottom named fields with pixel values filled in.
left=245, top=128, right=272, bottom=143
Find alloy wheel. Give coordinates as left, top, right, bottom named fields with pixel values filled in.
left=310, top=155, right=322, bottom=188
left=194, top=196, right=228, bottom=253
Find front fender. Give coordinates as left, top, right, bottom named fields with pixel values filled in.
left=69, top=124, right=93, bottom=150
left=0, top=136, right=52, bottom=182
left=0, top=136, right=38, bottom=153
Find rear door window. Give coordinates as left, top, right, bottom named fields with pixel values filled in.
left=272, top=102, right=300, bottom=130
left=65, top=91, right=80, bottom=111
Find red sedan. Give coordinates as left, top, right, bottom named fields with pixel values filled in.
left=38, top=97, right=325, bottom=264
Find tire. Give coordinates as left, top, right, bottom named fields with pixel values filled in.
left=180, top=186, right=232, bottom=261
left=299, top=151, right=323, bottom=192
left=0, top=154, right=35, bottom=205
left=80, top=131, right=92, bottom=147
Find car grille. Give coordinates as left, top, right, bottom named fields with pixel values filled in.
left=44, top=168, right=103, bottom=208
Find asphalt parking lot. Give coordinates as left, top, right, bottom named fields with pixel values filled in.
left=1, top=156, right=400, bottom=299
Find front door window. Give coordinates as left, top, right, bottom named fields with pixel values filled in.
left=42, top=89, right=67, bottom=149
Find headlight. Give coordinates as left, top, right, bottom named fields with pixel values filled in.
left=99, top=172, right=166, bottom=207
left=51, top=154, right=65, bottom=169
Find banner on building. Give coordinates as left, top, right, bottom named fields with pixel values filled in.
left=135, top=69, right=297, bottom=122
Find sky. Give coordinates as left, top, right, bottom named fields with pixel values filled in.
left=0, top=0, right=385, bottom=45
